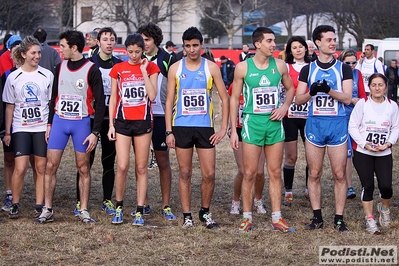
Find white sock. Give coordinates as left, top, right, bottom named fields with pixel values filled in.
left=243, top=212, right=253, bottom=222
left=272, top=211, right=282, bottom=223
left=285, top=191, right=292, bottom=197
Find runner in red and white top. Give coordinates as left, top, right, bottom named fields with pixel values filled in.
left=107, top=33, right=159, bottom=226
left=282, top=36, right=310, bottom=206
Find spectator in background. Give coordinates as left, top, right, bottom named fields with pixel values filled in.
left=0, top=34, right=12, bottom=57
left=201, top=47, right=215, bottom=62
left=239, top=43, right=249, bottom=62
left=278, top=43, right=287, bottom=60
left=85, top=31, right=99, bottom=58
left=356, top=44, right=384, bottom=95
left=378, top=57, right=387, bottom=72
left=220, top=55, right=235, bottom=90
left=164, top=40, right=177, bottom=59
left=0, top=35, right=22, bottom=76
left=385, top=59, right=399, bottom=102
left=33, top=28, right=62, bottom=75
left=306, top=40, right=318, bottom=61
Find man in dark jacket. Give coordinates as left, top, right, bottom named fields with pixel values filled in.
left=385, top=59, right=399, bottom=102
left=220, top=55, right=235, bottom=90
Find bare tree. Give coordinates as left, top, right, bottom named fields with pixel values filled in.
left=94, top=0, right=191, bottom=35
left=198, top=0, right=268, bottom=49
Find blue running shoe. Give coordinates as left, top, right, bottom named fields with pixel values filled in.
left=133, top=212, right=144, bottom=226
left=74, top=201, right=80, bottom=216
left=102, top=200, right=116, bottom=215
left=131, top=205, right=151, bottom=216
left=1, top=196, right=12, bottom=211
left=347, top=187, right=356, bottom=199
left=112, top=206, right=123, bottom=224
left=161, top=207, right=176, bottom=220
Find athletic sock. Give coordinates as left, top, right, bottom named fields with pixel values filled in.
left=334, top=214, right=344, bottom=224
left=137, top=206, right=144, bottom=215
left=305, top=165, right=309, bottom=188
left=313, top=209, right=323, bottom=222
left=271, top=211, right=282, bottom=223
left=243, top=212, right=253, bottom=223
left=116, top=201, right=123, bottom=208
left=283, top=165, right=295, bottom=190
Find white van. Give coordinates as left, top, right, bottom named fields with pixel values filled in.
left=375, top=38, right=399, bottom=66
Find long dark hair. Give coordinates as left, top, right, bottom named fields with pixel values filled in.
left=285, top=36, right=310, bottom=64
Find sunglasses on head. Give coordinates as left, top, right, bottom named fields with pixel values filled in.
left=344, top=61, right=357, bottom=65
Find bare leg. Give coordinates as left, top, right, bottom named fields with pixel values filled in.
left=75, top=151, right=91, bottom=210
left=10, top=156, right=29, bottom=204
left=197, top=147, right=216, bottom=208
left=44, top=149, right=64, bottom=208
left=175, top=147, right=193, bottom=213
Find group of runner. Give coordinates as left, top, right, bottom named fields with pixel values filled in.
left=0, top=23, right=397, bottom=235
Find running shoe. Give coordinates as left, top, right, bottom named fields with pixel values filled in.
left=1, top=196, right=12, bottom=211
left=377, top=202, right=391, bottom=227
left=334, top=219, right=349, bottom=232
left=34, top=207, right=54, bottom=223
left=34, top=204, right=43, bottom=218
left=112, top=206, right=123, bottom=224
left=9, top=203, right=19, bottom=219
left=102, top=200, right=116, bottom=215
left=79, top=210, right=96, bottom=224
left=347, top=187, right=356, bottom=199
left=271, top=217, right=296, bottom=233
left=183, top=216, right=194, bottom=228
left=161, top=207, right=176, bottom=220
left=283, top=193, right=293, bottom=207
left=237, top=217, right=253, bottom=233
left=305, top=217, right=324, bottom=230
left=365, top=217, right=381, bottom=235
left=74, top=201, right=81, bottom=216
left=253, top=199, right=267, bottom=214
left=230, top=200, right=240, bottom=215
left=200, top=213, right=219, bottom=229
left=131, top=205, right=151, bottom=216
left=133, top=212, right=144, bottom=226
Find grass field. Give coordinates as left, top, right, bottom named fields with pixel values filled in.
left=0, top=93, right=398, bottom=265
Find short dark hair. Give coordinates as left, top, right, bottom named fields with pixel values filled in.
left=33, top=28, right=47, bottom=43
left=312, top=25, right=335, bottom=48
left=137, top=23, right=163, bottom=47
left=3, top=34, right=12, bottom=46
left=285, top=36, right=310, bottom=64
left=365, top=44, right=375, bottom=51
left=125, top=33, right=144, bottom=50
left=391, top=59, right=397, bottom=63
left=182, top=27, right=203, bottom=44
left=59, top=30, right=86, bottom=53
left=252, top=27, right=275, bottom=48
left=97, top=27, right=117, bottom=41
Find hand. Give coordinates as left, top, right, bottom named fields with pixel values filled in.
left=83, top=133, right=98, bottom=153
left=229, top=131, right=239, bottom=150
left=140, top=58, right=149, bottom=74
left=107, top=126, right=116, bottom=141
left=365, top=142, right=378, bottom=152
left=309, top=81, right=320, bottom=96
left=270, top=106, right=287, bottom=121
left=319, top=79, right=331, bottom=94
left=376, top=142, right=391, bottom=152
left=2, top=135, right=10, bottom=147
left=166, top=134, right=175, bottom=149
left=209, top=128, right=227, bottom=146
left=45, top=126, right=51, bottom=144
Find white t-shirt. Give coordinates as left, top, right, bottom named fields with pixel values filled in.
left=2, top=66, right=54, bottom=132
left=355, top=57, right=384, bottom=93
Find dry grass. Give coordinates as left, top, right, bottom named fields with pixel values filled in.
left=0, top=93, right=398, bottom=266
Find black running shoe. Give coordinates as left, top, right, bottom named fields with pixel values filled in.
left=334, top=219, right=349, bottom=232
left=305, top=217, right=324, bottom=230
left=9, top=203, right=19, bottom=219
left=200, top=213, right=219, bottom=229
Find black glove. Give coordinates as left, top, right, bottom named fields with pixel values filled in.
left=309, top=80, right=320, bottom=96
left=319, top=79, right=331, bottom=94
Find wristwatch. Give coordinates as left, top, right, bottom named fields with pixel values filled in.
left=165, top=131, right=173, bottom=136
left=92, top=131, right=100, bottom=138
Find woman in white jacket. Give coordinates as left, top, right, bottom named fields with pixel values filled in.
left=348, top=73, right=399, bottom=234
